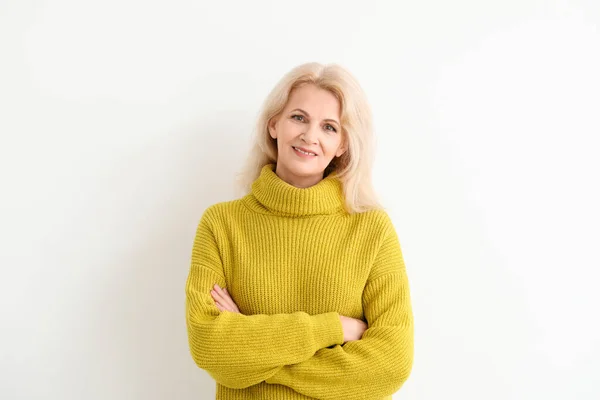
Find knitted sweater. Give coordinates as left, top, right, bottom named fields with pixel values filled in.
left=185, top=163, right=414, bottom=400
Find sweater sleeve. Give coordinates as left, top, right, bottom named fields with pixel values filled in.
left=185, top=208, right=345, bottom=390
left=264, top=216, right=414, bottom=400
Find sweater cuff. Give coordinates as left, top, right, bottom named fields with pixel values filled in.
left=310, top=311, right=344, bottom=350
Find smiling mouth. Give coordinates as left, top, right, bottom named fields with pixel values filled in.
left=292, top=146, right=317, bottom=156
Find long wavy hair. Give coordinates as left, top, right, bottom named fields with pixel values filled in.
left=235, top=62, right=384, bottom=214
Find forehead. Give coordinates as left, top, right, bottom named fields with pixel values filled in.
left=286, top=84, right=340, bottom=116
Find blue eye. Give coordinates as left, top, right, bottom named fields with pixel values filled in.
left=292, top=114, right=337, bottom=133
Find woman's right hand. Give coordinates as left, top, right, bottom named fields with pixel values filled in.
left=339, top=315, right=367, bottom=343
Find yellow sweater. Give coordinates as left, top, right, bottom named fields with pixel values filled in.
left=185, top=163, right=414, bottom=400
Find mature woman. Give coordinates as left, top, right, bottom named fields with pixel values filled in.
left=185, top=62, right=414, bottom=400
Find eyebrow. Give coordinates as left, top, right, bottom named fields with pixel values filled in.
left=290, top=108, right=340, bottom=127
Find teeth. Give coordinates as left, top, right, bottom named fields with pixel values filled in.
left=294, top=146, right=316, bottom=156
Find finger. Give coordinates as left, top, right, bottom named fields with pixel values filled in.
left=216, top=301, right=234, bottom=313
left=211, top=285, right=231, bottom=302
left=210, top=289, right=226, bottom=303
left=222, top=288, right=238, bottom=306
left=215, top=285, right=230, bottom=300
left=223, top=288, right=239, bottom=311
left=223, top=292, right=240, bottom=313
left=212, top=290, right=240, bottom=313
left=213, top=285, right=237, bottom=310
left=211, top=290, right=237, bottom=313
left=211, top=287, right=230, bottom=304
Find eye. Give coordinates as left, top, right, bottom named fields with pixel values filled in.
left=292, top=114, right=337, bottom=133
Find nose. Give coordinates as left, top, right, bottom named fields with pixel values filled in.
left=301, top=123, right=319, bottom=145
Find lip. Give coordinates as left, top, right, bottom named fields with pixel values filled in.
left=292, top=146, right=318, bottom=156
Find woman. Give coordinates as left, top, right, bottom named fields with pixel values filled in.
left=185, top=62, right=414, bottom=400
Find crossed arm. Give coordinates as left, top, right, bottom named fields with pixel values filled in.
left=186, top=210, right=414, bottom=399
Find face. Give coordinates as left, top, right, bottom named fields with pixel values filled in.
left=268, top=84, right=347, bottom=188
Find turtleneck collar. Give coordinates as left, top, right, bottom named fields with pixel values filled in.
left=242, top=163, right=347, bottom=217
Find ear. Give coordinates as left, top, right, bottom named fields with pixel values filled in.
left=268, top=117, right=278, bottom=140
left=335, top=140, right=347, bottom=157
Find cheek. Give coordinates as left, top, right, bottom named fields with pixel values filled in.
left=285, top=126, right=307, bottom=143
left=322, top=137, right=341, bottom=152
left=285, top=120, right=302, bottom=132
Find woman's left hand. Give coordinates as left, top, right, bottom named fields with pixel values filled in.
left=210, top=284, right=241, bottom=314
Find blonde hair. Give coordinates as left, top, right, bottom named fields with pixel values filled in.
left=235, top=62, right=384, bottom=214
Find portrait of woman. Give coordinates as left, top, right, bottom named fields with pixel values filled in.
left=6, top=1, right=596, bottom=398
left=185, top=62, right=414, bottom=400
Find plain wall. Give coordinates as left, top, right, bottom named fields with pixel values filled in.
left=1, top=1, right=598, bottom=399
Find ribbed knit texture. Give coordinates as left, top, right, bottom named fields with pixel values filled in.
left=185, top=163, right=414, bottom=400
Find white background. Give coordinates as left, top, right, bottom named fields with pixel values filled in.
left=1, top=1, right=599, bottom=399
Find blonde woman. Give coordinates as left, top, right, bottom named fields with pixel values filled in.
left=185, top=62, right=414, bottom=400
